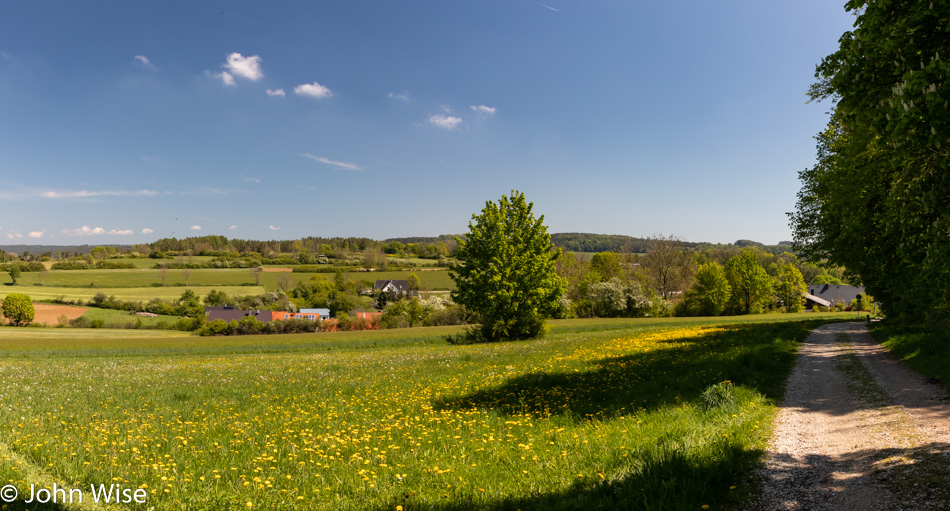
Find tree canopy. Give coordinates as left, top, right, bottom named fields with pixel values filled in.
left=450, top=191, right=565, bottom=342
left=2, top=293, right=35, bottom=326
left=791, top=0, right=950, bottom=324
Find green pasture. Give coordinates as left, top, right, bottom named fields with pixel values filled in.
left=3, top=267, right=454, bottom=292
left=0, top=285, right=267, bottom=303
left=0, top=314, right=859, bottom=510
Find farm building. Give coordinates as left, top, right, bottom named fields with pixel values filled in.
left=805, top=284, right=866, bottom=309
left=205, top=306, right=274, bottom=323
left=374, top=279, right=412, bottom=294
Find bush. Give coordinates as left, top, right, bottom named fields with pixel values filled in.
left=2, top=293, right=35, bottom=326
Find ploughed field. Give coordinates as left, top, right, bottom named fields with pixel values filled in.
left=0, top=314, right=859, bottom=510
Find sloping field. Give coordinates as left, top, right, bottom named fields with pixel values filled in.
left=0, top=285, right=266, bottom=303
left=0, top=314, right=861, bottom=510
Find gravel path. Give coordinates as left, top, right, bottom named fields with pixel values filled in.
left=752, top=322, right=950, bottom=510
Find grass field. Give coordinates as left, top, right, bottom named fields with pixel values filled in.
left=1, top=268, right=454, bottom=298
left=872, top=322, right=950, bottom=391
left=0, top=313, right=861, bottom=510
left=0, top=285, right=267, bottom=303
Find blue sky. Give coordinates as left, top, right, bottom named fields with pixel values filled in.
left=0, top=1, right=855, bottom=245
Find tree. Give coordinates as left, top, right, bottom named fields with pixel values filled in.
left=157, top=265, right=169, bottom=286
left=725, top=250, right=773, bottom=314
left=181, top=268, right=192, bottom=286
left=407, top=273, right=422, bottom=291
left=450, top=191, right=565, bottom=341
left=2, top=293, right=35, bottom=326
left=641, top=234, right=696, bottom=300
left=7, top=266, right=20, bottom=285
left=774, top=263, right=807, bottom=313
left=251, top=267, right=263, bottom=286
left=791, top=0, right=950, bottom=325
left=685, top=262, right=731, bottom=316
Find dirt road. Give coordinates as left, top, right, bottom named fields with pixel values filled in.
left=752, top=322, right=950, bottom=510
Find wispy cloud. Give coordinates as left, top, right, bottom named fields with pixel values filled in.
left=215, top=71, right=236, bottom=86
left=240, top=174, right=261, bottom=184
left=536, top=2, right=559, bottom=12
left=141, top=156, right=166, bottom=166
left=388, top=91, right=410, bottom=101
left=470, top=104, right=497, bottom=119
left=299, top=153, right=361, bottom=171
left=266, top=88, right=286, bottom=97
left=63, top=226, right=106, bottom=236
left=28, top=230, right=44, bottom=238
left=133, top=55, right=156, bottom=70
left=294, top=82, right=332, bottom=98
left=142, top=228, right=154, bottom=234
left=108, top=229, right=134, bottom=235
left=6, top=232, right=23, bottom=239
left=190, top=225, right=202, bottom=230
left=229, top=225, right=238, bottom=231
left=428, top=114, right=463, bottom=130
left=223, top=52, right=263, bottom=81
left=268, top=225, right=281, bottom=230
left=41, top=189, right=161, bottom=199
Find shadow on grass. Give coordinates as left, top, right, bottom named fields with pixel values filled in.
left=377, top=442, right=950, bottom=511
left=433, top=321, right=826, bottom=420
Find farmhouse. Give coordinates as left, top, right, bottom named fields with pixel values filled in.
left=205, top=306, right=274, bottom=323
left=805, top=284, right=866, bottom=309
left=272, top=309, right=331, bottom=322
left=374, top=279, right=412, bottom=294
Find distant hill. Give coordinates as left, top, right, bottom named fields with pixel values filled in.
left=550, top=233, right=702, bottom=253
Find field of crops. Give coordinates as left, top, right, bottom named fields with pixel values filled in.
left=0, top=314, right=859, bottom=510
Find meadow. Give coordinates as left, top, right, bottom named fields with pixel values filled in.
left=0, top=313, right=862, bottom=510
left=1, top=268, right=453, bottom=300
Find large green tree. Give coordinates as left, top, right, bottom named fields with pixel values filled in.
left=774, top=263, right=807, bottom=313
left=2, top=293, right=35, bottom=326
left=725, top=250, right=773, bottom=315
left=791, top=0, right=950, bottom=324
left=685, top=262, right=731, bottom=316
left=450, top=191, right=565, bottom=341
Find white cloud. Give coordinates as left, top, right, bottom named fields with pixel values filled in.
left=142, top=228, right=154, bottom=234
left=229, top=225, right=238, bottom=230
left=266, top=88, right=286, bottom=97
left=223, top=52, right=263, bottom=81
left=41, top=189, right=160, bottom=199
left=28, top=231, right=44, bottom=238
left=470, top=104, right=497, bottom=119
left=190, top=225, right=202, bottom=230
left=388, top=91, right=410, bottom=101
left=536, top=2, right=559, bottom=12
left=7, top=233, right=23, bottom=239
left=217, top=71, right=236, bottom=86
left=428, top=114, right=463, bottom=130
left=63, top=226, right=106, bottom=236
left=299, top=153, right=361, bottom=171
left=268, top=225, right=281, bottom=230
left=108, top=229, right=134, bottom=235
left=133, top=55, right=156, bottom=69
left=294, top=82, right=332, bottom=98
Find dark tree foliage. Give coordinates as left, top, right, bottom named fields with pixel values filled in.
left=791, top=0, right=950, bottom=324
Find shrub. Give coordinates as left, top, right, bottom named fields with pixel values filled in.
left=2, top=293, right=35, bottom=326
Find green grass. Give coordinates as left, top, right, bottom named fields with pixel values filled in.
left=871, top=322, right=950, bottom=391
left=0, top=285, right=267, bottom=303
left=3, top=267, right=454, bottom=293
left=78, top=307, right=181, bottom=329
left=0, top=315, right=851, bottom=510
